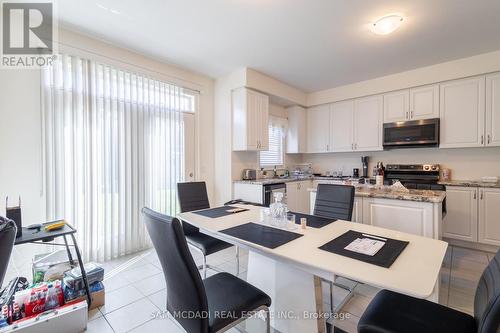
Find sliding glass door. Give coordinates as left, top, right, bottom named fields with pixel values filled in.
left=42, top=55, right=198, bottom=261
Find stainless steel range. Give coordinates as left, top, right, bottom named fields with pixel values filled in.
left=384, top=164, right=443, bottom=190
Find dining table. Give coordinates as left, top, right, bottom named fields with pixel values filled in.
left=178, top=204, right=448, bottom=333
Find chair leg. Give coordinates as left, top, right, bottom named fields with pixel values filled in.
left=203, top=255, right=207, bottom=279
left=236, top=246, right=240, bottom=276
left=264, top=307, right=270, bottom=333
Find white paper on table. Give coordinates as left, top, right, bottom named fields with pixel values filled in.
left=344, top=238, right=385, bottom=256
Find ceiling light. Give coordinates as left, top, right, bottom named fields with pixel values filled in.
left=371, top=14, right=404, bottom=35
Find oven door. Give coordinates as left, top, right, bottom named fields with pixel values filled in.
left=383, top=118, right=439, bottom=149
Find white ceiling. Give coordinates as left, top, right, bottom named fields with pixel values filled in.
left=58, top=0, right=500, bottom=92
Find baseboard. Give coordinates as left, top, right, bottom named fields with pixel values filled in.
left=443, top=237, right=499, bottom=253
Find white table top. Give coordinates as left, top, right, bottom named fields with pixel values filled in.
left=178, top=205, right=448, bottom=299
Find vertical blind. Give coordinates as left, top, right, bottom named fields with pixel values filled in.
left=42, top=54, right=196, bottom=261
left=260, top=116, right=287, bottom=167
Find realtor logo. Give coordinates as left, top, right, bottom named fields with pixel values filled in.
left=1, top=1, right=57, bottom=68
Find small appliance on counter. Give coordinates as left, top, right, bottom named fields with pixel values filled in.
left=242, top=169, right=257, bottom=181
left=361, top=156, right=369, bottom=178
left=353, top=168, right=360, bottom=178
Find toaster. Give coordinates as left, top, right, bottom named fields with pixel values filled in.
left=242, top=169, right=257, bottom=180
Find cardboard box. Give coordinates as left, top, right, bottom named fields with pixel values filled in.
left=69, top=289, right=105, bottom=311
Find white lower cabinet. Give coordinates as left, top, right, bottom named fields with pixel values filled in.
left=443, top=186, right=478, bottom=242
left=286, top=180, right=312, bottom=214
left=478, top=188, right=500, bottom=246
left=362, top=198, right=435, bottom=238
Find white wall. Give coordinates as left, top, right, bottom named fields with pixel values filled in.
left=305, top=147, right=500, bottom=180
left=0, top=29, right=216, bottom=224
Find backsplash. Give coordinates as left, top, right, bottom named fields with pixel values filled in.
left=302, top=147, right=500, bottom=180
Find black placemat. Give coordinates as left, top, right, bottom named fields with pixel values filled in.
left=192, top=206, right=249, bottom=218
left=289, top=212, right=336, bottom=228
left=319, top=230, right=409, bottom=268
left=220, top=223, right=303, bottom=249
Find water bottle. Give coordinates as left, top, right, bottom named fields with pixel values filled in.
left=45, top=284, right=59, bottom=310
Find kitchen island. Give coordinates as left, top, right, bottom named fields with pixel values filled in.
left=310, top=185, right=445, bottom=239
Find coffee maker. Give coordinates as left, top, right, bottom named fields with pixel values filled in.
left=361, top=156, right=369, bottom=178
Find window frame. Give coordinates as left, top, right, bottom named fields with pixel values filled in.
left=259, top=123, right=285, bottom=169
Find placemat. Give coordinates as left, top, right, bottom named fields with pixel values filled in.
left=220, top=223, right=303, bottom=249
left=319, top=230, right=409, bottom=268
left=192, top=206, right=249, bottom=218
left=290, top=212, right=336, bottom=228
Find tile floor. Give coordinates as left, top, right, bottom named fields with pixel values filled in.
left=5, top=243, right=491, bottom=333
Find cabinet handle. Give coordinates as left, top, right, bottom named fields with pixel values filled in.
left=355, top=143, right=357, bottom=150
left=481, top=135, right=484, bottom=145
left=410, top=110, right=413, bottom=119
left=473, top=191, right=476, bottom=199
left=488, top=134, right=491, bottom=144
left=480, top=190, right=483, bottom=200
left=406, top=111, right=409, bottom=119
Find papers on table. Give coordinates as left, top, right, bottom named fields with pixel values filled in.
left=344, top=237, right=385, bottom=256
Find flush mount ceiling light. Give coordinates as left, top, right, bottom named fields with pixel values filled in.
left=371, top=14, right=404, bottom=35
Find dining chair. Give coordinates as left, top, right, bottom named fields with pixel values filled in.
left=314, top=184, right=356, bottom=318
left=0, top=217, right=17, bottom=288
left=358, top=249, right=500, bottom=333
left=177, top=182, right=238, bottom=278
left=314, top=184, right=355, bottom=221
left=142, top=207, right=271, bottom=333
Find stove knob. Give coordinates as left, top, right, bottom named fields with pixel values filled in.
left=431, top=165, right=437, bottom=171
left=424, top=165, right=430, bottom=171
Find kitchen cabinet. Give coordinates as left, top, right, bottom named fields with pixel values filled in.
left=362, top=198, right=435, bottom=238
left=286, top=180, right=312, bottom=214
left=410, top=84, right=440, bottom=120
left=354, top=95, right=383, bottom=151
left=443, top=186, right=478, bottom=242
left=486, top=73, right=500, bottom=147
left=331, top=100, right=354, bottom=152
left=383, top=90, right=409, bottom=122
left=439, top=76, right=485, bottom=148
left=232, top=87, right=269, bottom=151
left=478, top=188, right=500, bottom=246
left=307, top=104, right=330, bottom=153
left=286, top=106, right=307, bottom=153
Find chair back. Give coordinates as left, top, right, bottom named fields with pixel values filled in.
left=314, top=184, right=355, bottom=221
left=474, top=249, right=500, bottom=333
left=142, top=208, right=208, bottom=333
left=177, top=182, right=210, bottom=235
left=0, top=217, right=16, bottom=288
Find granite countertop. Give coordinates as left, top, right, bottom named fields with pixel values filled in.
left=308, top=185, right=446, bottom=203
left=233, top=176, right=313, bottom=185
left=438, top=180, right=500, bottom=188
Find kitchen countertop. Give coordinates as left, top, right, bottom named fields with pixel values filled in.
left=438, top=180, right=500, bottom=188
left=233, top=176, right=313, bottom=185
left=309, top=185, right=446, bottom=203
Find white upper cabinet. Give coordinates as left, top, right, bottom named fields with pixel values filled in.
left=286, top=106, right=307, bottom=153
left=383, top=90, right=409, bottom=122
left=331, top=100, right=354, bottom=152
left=486, top=73, right=500, bottom=147
left=232, top=87, right=269, bottom=151
left=354, top=95, right=383, bottom=151
left=307, top=104, right=330, bottom=153
left=439, top=76, right=485, bottom=148
left=410, top=84, right=440, bottom=120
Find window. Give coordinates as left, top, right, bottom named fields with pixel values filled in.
left=42, top=54, right=198, bottom=261
left=260, top=123, right=284, bottom=167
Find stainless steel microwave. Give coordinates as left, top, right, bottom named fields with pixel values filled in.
left=383, top=118, right=439, bottom=149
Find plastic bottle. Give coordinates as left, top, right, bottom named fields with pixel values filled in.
left=45, top=284, right=59, bottom=310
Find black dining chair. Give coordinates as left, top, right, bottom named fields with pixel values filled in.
left=177, top=182, right=238, bottom=278
left=0, top=217, right=17, bottom=288
left=314, top=184, right=355, bottom=221
left=358, top=249, right=500, bottom=333
left=142, top=207, right=271, bottom=333
left=314, top=184, right=356, bottom=318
